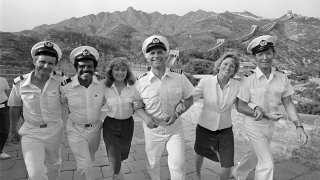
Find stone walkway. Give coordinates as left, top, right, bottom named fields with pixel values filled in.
left=1, top=114, right=319, bottom=180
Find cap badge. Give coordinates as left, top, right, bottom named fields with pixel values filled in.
left=259, top=40, right=267, bottom=47
left=44, top=41, right=54, bottom=48
left=82, top=49, right=91, bottom=56
left=152, top=38, right=160, bottom=44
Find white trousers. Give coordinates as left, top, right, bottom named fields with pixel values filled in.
left=66, top=120, right=102, bottom=180
left=233, top=119, right=275, bottom=180
left=143, top=118, right=186, bottom=180
left=19, top=121, right=63, bottom=180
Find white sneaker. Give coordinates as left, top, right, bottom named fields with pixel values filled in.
left=0, top=152, right=10, bottom=160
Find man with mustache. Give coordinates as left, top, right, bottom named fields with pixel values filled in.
left=60, top=46, right=105, bottom=180
left=133, top=35, right=194, bottom=180
left=8, top=41, right=65, bottom=180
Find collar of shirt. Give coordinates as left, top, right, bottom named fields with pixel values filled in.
left=254, top=67, right=277, bottom=80
left=214, top=75, right=231, bottom=90
left=111, top=83, right=131, bottom=94
left=148, top=68, right=173, bottom=82
left=21, top=71, right=59, bottom=87
left=71, top=74, right=99, bottom=87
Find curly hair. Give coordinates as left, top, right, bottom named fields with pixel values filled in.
left=105, top=57, right=136, bottom=88
left=213, top=52, right=240, bottom=78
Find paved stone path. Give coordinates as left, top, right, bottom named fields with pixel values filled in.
left=1, top=114, right=319, bottom=180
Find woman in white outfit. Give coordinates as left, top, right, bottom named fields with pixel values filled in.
left=193, top=52, right=240, bottom=180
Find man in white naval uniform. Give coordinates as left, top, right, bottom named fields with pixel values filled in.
left=232, top=35, right=308, bottom=180
left=134, top=35, right=194, bottom=180
left=60, top=46, right=105, bottom=180
left=8, top=41, right=65, bottom=180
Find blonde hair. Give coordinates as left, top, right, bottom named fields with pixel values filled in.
left=105, top=57, right=136, bottom=87
left=213, top=52, right=240, bottom=78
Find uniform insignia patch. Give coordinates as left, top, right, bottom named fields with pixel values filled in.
left=13, top=75, right=27, bottom=85
left=170, top=68, right=183, bottom=74
left=137, top=73, right=147, bottom=80
left=82, top=49, right=91, bottom=55
left=152, top=38, right=160, bottom=44
left=244, top=69, right=255, bottom=77
left=53, top=71, right=64, bottom=76
left=44, top=41, right=54, bottom=48
left=61, top=78, right=72, bottom=86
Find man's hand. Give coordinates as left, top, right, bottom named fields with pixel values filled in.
left=8, top=129, right=21, bottom=144
left=264, top=111, right=284, bottom=121
left=133, top=101, right=145, bottom=110
left=165, top=114, right=178, bottom=126
left=296, top=127, right=308, bottom=146
left=254, top=106, right=264, bottom=121
left=175, top=102, right=185, bottom=116
left=144, top=117, right=159, bottom=129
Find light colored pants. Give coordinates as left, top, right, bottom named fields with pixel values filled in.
left=66, top=120, right=102, bottom=180
left=143, top=118, right=186, bottom=180
left=19, top=121, right=63, bottom=180
left=233, top=119, right=275, bottom=180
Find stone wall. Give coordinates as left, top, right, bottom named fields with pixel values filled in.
left=181, top=101, right=320, bottom=169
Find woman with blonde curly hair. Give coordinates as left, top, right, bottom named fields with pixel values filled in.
left=193, top=52, right=241, bottom=180
left=102, top=57, right=137, bottom=180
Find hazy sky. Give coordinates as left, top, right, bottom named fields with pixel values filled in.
left=1, top=0, right=319, bottom=32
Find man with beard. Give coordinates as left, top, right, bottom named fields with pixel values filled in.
left=8, top=41, right=65, bottom=180
left=232, top=35, right=308, bottom=180
left=60, top=46, right=105, bottom=180
left=133, top=35, right=194, bottom=180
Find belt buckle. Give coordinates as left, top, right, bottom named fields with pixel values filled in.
left=84, top=124, right=92, bottom=127
left=40, top=124, right=47, bottom=128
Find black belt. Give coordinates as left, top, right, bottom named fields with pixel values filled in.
left=0, top=100, right=8, bottom=108
left=39, top=124, right=48, bottom=128
left=84, top=124, right=93, bottom=127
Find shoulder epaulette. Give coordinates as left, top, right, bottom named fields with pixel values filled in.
left=137, top=73, right=147, bottom=80
left=244, top=69, right=255, bottom=77
left=61, top=78, right=72, bottom=86
left=274, top=68, right=284, bottom=74
left=13, top=74, right=28, bottom=85
left=94, top=72, right=105, bottom=80
left=170, top=68, right=183, bottom=74
left=53, top=70, right=64, bottom=76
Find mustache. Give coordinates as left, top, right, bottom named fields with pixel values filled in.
left=80, top=70, right=93, bottom=75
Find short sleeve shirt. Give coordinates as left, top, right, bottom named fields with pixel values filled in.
left=8, top=71, right=64, bottom=124
left=134, top=69, right=194, bottom=123
left=237, top=67, right=294, bottom=114
left=60, top=75, right=105, bottom=124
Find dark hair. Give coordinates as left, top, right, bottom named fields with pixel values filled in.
left=105, top=57, right=136, bottom=88
left=74, top=59, right=98, bottom=69
left=213, top=52, right=240, bottom=78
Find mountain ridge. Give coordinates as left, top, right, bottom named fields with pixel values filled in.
left=1, top=7, right=319, bottom=76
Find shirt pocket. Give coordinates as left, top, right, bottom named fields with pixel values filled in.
left=93, top=93, right=104, bottom=108
left=21, top=94, right=38, bottom=111
left=167, top=87, right=182, bottom=103
left=141, top=91, right=158, bottom=108
left=269, top=86, right=284, bottom=105
left=47, top=90, right=60, bottom=109
left=249, top=87, right=266, bottom=102
left=68, top=93, right=82, bottom=106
